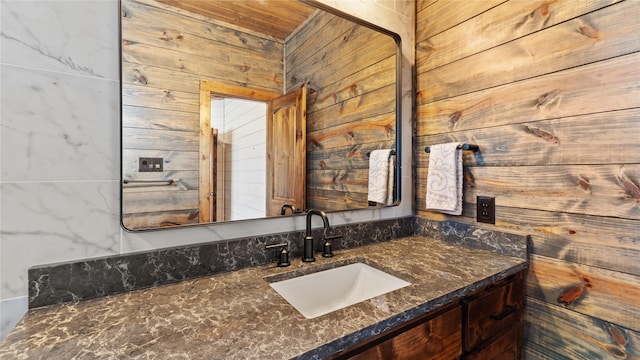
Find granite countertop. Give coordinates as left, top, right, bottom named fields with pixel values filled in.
left=0, top=236, right=527, bottom=359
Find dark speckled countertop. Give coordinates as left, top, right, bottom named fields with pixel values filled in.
left=0, top=236, right=527, bottom=359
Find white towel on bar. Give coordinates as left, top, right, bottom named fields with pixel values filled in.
left=367, top=149, right=394, bottom=205
left=386, top=154, right=396, bottom=205
left=426, top=143, right=462, bottom=215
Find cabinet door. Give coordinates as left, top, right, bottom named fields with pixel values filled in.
left=463, top=275, right=524, bottom=353
left=346, top=305, right=462, bottom=360
left=463, top=323, right=521, bottom=360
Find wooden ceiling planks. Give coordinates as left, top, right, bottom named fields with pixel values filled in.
left=154, top=0, right=317, bottom=40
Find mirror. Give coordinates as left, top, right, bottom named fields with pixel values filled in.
left=120, top=0, right=401, bottom=230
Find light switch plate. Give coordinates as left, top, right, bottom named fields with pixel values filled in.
left=139, top=157, right=163, bottom=172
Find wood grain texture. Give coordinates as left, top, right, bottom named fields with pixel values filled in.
left=332, top=305, right=462, bottom=360
left=417, top=51, right=640, bottom=135
left=524, top=297, right=640, bottom=359
left=154, top=0, right=316, bottom=40
left=527, top=254, right=640, bottom=332
left=417, top=164, right=640, bottom=220
left=122, top=105, right=198, bottom=132
left=266, top=88, right=306, bottom=216
left=307, top=140, right=396, bottom=171
left=415, top=1, right=640, bottom=358
left=306, top=189, right=368, bottom=212
left=416, top=0, right=505, bottom=42
left=416, top=0, right=621, bottom=74
left=122, top=189, right=198, bottom=213
left=464, top=276, right=524, bottom=352
left=121, top=0, right=284, bottom=228
left=418, top=203, right=640, bottom=278
left=122, top=209, right=199, bottom=229
left=122, top=128, right=198, bottom=152
left=288, top=9, right=397, bottom=210
left=416, top=108, right=640, bottom=167
left=418, top=0, right=640, bottom=104
left=198, top=86, right=212, bottom=223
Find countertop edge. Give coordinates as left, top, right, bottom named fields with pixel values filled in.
left=298, top=261, right=528, bottom=359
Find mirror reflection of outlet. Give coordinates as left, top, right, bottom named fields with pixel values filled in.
left=477, top=196, right=495, bottom=224
left=139, top=157, right=163, bottom=172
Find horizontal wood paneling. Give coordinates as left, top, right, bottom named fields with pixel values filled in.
left=287, top=10, right=397, bottom=210
left=121, top=106, right=198, bottom=132
left=307, top=56, right=397, bottom=114
left=122, top=128, right=198, bottom=152
left=416, top=0, right=505, bottom=41
left=121, top=0, right=283, bottom=228
left=418, top=0, right=640, bottom=105
left=122, top=84, right=199, bottom=113
left=416, top=108, right=640, bottom=167
left=122, top=150, right=198, bottom=172
left=527, top=254, right=640, bottom=332
left=307, top=168, right=368, bottom=192
left=307, top=189, right=368, bottom=212
left=417, top=164, right=640, bottom=220
left=415, top=1, right=640, bottom=358
left=417, top=0, right=621, bottom=74
left=308, top=112, right=395, bottom=152
left=417, top=51, right=640, bottom=135
left=524, top=297, right=640, bottom=359
left=122, top=189, right=198, bottom=213
left=417, top=203, right=640, bottom=277
left=122, top=209, right=199, bottom=229
left=415, top=0, right=437, bottom=14
left=307, top=140, right=396, bottom=171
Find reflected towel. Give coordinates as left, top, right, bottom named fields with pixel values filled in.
left=367, top=149, right=394, bottom=205
left=426, top=143, right=462, bottom=215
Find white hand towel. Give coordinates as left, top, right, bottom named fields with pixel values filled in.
left=367, top=149, right=393, bottom=205
left=386, top=154, right=396, bottom=205
left=426, top=143, right=462, bottom=215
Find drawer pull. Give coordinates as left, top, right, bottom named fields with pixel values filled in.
left=490, top=305, right=516, bottom=321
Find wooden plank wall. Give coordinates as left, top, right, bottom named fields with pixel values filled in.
left=415, top=0, right=640, bottom=358
left=285, top=10, right=397, bottom=211
left=120, top=0, right=282, bottom=229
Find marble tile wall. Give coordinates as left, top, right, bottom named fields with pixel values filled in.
left=0, top=0, right=122, bottom=340
left=0, top=0, right=414, bottom=340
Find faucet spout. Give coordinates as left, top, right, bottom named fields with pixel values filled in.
left=305, top=209, right=329, bottom=237
left=303, top=209, right=329, bottom=262
left=280, top=204, right=298, bottom=215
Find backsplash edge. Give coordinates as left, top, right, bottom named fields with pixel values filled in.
left=28, top=216, right=416, bottom=308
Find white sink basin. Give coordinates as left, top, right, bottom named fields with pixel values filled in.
left=268, top=262, right=411, bottom=319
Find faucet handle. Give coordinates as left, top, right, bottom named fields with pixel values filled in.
left=322, top=234, right=342, bottom=258
left=265, top=243, right=290, bottom=267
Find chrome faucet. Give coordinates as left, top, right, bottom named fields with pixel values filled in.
left=280, top=204, right=298, bottom=215
left=302, top=209, right=329, bottom=262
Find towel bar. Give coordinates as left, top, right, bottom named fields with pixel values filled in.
left=424, top=144, right=479, bottom=153
left=366, top=150, right=396, bottom=158
left=123, top=179, right=176, bottom=187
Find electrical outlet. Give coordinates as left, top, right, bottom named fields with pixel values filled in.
left=139, top=157, right=163, bottom=172
left=477, top=196, right=495, bottom=224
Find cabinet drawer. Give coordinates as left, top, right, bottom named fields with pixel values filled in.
left=331, top=305, right=462, bottom=360
left=462, top=276, right=523, bottom=352
left=463, top=322, right=521, bottom=360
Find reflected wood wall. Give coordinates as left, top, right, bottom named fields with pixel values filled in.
left=415, top=0, right=640, bottom=358
left=120, top=0, right=283, bottom=228
left=285, top=10, right=397, bottom=211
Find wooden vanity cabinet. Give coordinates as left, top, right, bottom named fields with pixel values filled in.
left=329, top=304, right=462, bottom=360
left=462, top=271, right=524, bottom=359
left=328, top=271, right=524, bottom=360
